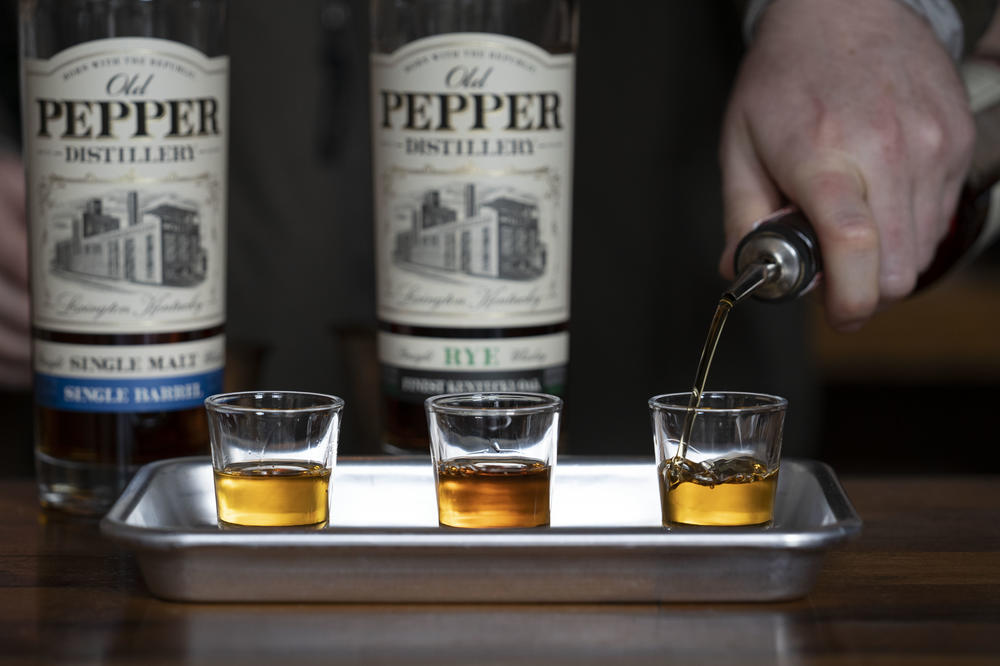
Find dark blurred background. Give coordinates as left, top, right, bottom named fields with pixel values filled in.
left=809, top=248, right=1000, bottom=474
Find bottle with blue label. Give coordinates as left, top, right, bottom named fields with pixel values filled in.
left=19, top=0, right=228, bottom=514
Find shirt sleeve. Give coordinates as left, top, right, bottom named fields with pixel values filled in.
left=742, top=0, right=998, bottom=61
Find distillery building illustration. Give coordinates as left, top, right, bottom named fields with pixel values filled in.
left=394, top=184, right=546, bottom=281
left=53, top=190, right=207, bottom=287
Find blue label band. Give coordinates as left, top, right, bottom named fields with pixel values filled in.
left=35, top=369, right=224, bottom=413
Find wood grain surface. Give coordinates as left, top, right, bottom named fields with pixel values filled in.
left=1, top=475, right=998, bottom=665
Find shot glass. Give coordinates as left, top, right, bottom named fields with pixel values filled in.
left=425, top=392, right=562, bottom=528
left=649, top=392, right=786, bottom=527
left=205, top=391, right=344, bottom=527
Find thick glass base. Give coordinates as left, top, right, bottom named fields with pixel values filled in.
left=35, top=450, right=132, bottom=516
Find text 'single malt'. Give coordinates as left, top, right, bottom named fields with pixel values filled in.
left=20, top=0, right=229, bottom=514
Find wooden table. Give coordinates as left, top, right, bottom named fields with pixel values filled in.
left=1, top=474, right=998, bottom=665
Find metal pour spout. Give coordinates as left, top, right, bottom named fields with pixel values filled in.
left=733, top=208, right=823, bottom=302
left=725, top=260, right=779, bottom=303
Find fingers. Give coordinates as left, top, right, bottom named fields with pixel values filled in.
left=0, top=245, right=31, bottom=389
left=910, top=102, right=974, bottom=273
left=719, top=110, right=782, bottom=280
left=0, top=156, right=31, bottom=389
left=0, top=318, right=30, bottom=365
left=0, top=157, right=27, bottom=287
left=866, top=155, right=917, bottom=303
left=0, top=359, right=30, bottom=390
left=911, top=169, right=959, bottom=272
left=0, top=270, right=30, bottom=390
left=0, top=218, right=28, bottom=288
left=788, top=158, right=881, bottom=331
left=718, top=0, right=976, bottom=330
left=721, top=113, right=882, bottom=329
left=0, top=271, right=30, bottom=335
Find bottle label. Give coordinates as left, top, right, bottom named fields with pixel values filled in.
left=383, top=363, right=567, bottom=402
left=379, top=330, right=568, bottom=372
left=22, top=38, right=228, bottom=335
left=33, top=335, right=225, bottom=413
left=379, top=329, right=568, bottom=398
left=371, top=34, right=574, bottom=329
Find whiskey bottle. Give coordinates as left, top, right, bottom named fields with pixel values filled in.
left=370, top=0, right=578, bottom=452
left=734, top=58, right=1000, bottom=302
left=19, top=0, right=229, bottom=514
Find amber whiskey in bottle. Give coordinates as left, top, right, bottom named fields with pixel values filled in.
left=370, top=0, right=578, bottom=452
left=19, top=0, right=229, bottom=514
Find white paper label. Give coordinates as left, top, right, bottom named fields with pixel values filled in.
left=23, top=38, right=228, bottom=334
left=372, top=33, right=574, bottom=329
left=379, top=330, right=569, bottom=372
left=33, top=335, right=225, bottom=412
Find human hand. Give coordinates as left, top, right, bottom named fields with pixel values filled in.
left=0, top=153, right=30, bottom=388
left=719, top=0, right=975, bottom=331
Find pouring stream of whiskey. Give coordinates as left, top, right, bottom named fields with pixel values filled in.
left=673, top=261, right=778, bottom=461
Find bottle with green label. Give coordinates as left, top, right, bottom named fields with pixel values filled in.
left=370, top=0, right=579, bottom=452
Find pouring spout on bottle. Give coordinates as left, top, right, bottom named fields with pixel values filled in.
left=733, top=207, right=824, bottom=302
left=725, top=261, right=779, bottom=303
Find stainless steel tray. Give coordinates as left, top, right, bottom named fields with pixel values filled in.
left=100, top=456, right=861, bottom=603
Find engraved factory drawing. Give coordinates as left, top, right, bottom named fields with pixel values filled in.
left=52, top=190, right=207, bottom=288
left=393, top=183, right=546, bottom=282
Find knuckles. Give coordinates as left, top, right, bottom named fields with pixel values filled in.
left=906, top=104, right=974, bottom=167
left=828, top=216, right=879, bottom=253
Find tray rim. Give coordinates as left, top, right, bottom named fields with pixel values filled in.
left=100, top=455, right=863, bottom=551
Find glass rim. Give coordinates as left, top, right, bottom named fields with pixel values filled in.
left=205, top=390, right=345, bottom=415
left=425, top=392, right=563, bottom=416
left=648, top=391, right=787, bottom=414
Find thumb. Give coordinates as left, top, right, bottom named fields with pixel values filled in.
left=783, top=156, right=880, bottom=330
